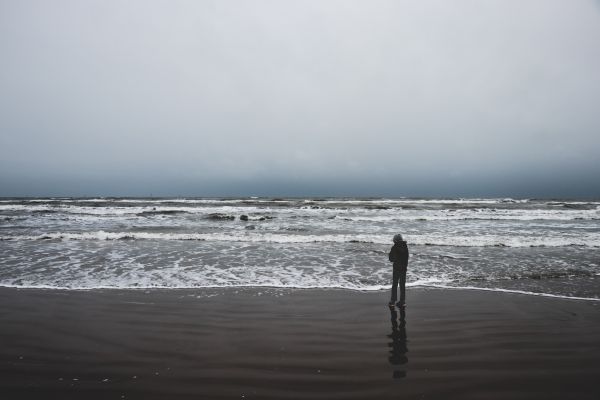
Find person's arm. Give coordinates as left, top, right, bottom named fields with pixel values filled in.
left=389, top=246, right=397, bottom=262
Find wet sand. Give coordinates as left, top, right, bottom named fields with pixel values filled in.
left=0, top=287, right=599, bottom=399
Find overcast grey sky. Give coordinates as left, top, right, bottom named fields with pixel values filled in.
left=1, top=0, right=599, bottom=197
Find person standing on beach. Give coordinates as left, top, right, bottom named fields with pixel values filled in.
left=389, top=234, right=409, bottom=307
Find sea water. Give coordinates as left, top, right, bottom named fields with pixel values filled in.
left=0, top=197, right=598, bottom=300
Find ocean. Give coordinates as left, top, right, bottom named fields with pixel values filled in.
left=0, top=197, right=598, bottom=300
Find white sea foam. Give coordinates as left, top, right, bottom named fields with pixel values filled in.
left=0, top=204, right=278, bottom=217
left=419, top=284, right=600, bottom=301
left=2, top=203, right=598, bottom=222
left=1, top=282, right=598, bottom=302
left=1, top=242, right=598, bottom=301
left=2, top=231, right=599, bottom=247
left=336, top=208, right=600, bottom=221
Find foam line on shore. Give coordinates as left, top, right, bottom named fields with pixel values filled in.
left=2, top=282, right=599, bottom=302
left=419, top=284, right=600, bottom=301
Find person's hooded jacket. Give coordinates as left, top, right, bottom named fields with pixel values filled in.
left=389, top=240, right=409, bottom=269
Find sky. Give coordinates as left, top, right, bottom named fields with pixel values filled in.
left=1, top=0, right=600, bottom=198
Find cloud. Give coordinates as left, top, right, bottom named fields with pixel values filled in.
left=1, top=0, right=600, bottom=196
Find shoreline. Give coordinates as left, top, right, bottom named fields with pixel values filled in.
left=1, top=283, right=598, bottom=302
left=1, top=287, right=599, bottom=399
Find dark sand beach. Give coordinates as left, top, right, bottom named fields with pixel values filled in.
left=1, top=287, right=599, bottom=399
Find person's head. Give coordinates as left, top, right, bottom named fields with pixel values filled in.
left=393, top=234, right=403, bottom=243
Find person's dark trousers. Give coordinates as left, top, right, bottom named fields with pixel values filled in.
left=391, top=266, right=407, bottom=304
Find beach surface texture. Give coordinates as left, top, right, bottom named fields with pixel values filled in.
left=1, top=287, right=599, bottom=399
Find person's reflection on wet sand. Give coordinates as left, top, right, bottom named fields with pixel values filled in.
left=388, top=306, right=408, bottom=379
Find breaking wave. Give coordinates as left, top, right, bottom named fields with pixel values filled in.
left=2, top=231, right=599, bottom=247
